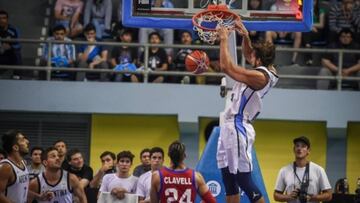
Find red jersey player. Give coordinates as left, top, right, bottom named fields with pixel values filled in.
left=150, top=140, right=216, bottom=203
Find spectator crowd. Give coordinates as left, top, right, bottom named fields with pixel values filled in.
left=0, top=129, right=219, bottom=203
left=0, top=0, right=359, bottom=89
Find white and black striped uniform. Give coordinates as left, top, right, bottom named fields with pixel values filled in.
left=217, top=66, right=278, bottom=174
left=37, top=170, right=73, bottom=203
left=0, top=159, right=29, bottom=203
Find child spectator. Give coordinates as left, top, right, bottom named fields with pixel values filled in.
left=41, top=24, right=76, bottom=80
left=172, top=30, right=194, bottom=83
left=138, top=32, right=168, bottom=83
left=110, top=29, right=139, bottom=82
left=138, top=0, right=174, bottom=56
left=77, top=23, right=109, bottom=81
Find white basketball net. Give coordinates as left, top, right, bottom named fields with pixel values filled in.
left=193, top=11, right=237, bottom=45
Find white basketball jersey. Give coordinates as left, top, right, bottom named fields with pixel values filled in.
left=37, top=170, right=73, bottom=203
left=0, top=159, right=29, bottom=203
left=217, top=66, right=278, bottom=173
left=222, top=66, right=278, bottom=123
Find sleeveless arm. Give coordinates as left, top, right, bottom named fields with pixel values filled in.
left=234, top=20, right=253, bottom=63
left=195, top=172, right=216, bottom=203
left=150, top=171, right=160, bottom=203
left=69, top=173, right=88, bottom=203
left=27, top=178, right=39, bottom=203
left=0, top=163, right=14, bottom=203
left=218, top=27, right=268, bottom=90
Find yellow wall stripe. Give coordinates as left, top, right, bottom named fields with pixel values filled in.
left=346, top=122, right=360, bottom=193
left=90, top=114, right=180, bottom=172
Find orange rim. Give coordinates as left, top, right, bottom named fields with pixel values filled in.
left=192, top=5, right=240, bottom=31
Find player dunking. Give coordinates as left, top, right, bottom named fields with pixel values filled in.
left=0, top=130, right=30, bottom=203
left=28, top=147, right=87, bottom=203
left=150, top=141, right=216, bottom=203
left=217, top=20, right=278, bottom=203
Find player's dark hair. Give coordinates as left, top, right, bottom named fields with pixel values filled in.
left=253, top=41, right=275, bottom=67
left=168, top=141, right=186, bottom=168
left=148, top=31, right=163, bottom=41
left=42, top=147, right=58, bottom=161
left=1, top=129, right=23, bottom=154
left=339, top=28, right=353, bottom=38
left=66, top=148, right=82, bottom=161
left=100, top=151, right=116, bottom=160
left=121, top=29, right=132, bottom=37
left=248, top=0, right=262, bottom=10
left=0, top=10, right=8, bottom=18
left=150, top=147, right=164, bottom=158
left=52, top=24, right=66, bottom=33
left=0, top=148, right=7, bottom=158
left=53, top=139, right=67, bottom=146
left=31, top=146, right=43, bottom=156
left=84, top=23, right=96, bottom=33
left=181, top=30, right=192, bottom=38
left=117, top=150, right=135, bottom=163
left=140, top=148, right=150, bottom=157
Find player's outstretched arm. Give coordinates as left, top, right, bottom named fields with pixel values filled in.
left=150, top=171, right=160, bottom=203
left=0, top=163, right=14, bottom=203
left=195, top=172, right=216, bottom=203
left=69, top=173, right=88, bottom=203
left=235, top=20, right=253, bottom=63
left=218, top=27, right=267, bottom=90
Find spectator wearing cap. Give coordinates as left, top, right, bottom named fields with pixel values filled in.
left=273, top=136, right=332, bottom=203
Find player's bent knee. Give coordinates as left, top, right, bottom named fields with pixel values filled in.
left=236, top=172, right=262, bottom=203
left=221, top=167, right=239, bottom=195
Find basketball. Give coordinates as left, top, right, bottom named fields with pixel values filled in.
left=185, top=50, right=210, bottom=73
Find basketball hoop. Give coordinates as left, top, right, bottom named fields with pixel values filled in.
left=192, top=4, right=240, bottom=45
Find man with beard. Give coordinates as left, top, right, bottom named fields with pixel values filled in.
left=0, top=129, right=30, bottom=203
left=28, top=147, right=87, bottom=203
left=53, top=140, right=69, bottom=170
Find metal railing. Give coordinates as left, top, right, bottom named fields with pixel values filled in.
left=0, top=38, right=359, bottom=90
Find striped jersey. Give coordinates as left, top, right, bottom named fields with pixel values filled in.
left=37, top=170, right=73, bottom=203
left=328, top=3, right=360, bottom=33
left=42, top=36, right=76, bottom=62
left=0, top=159, right=29, bottom=203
